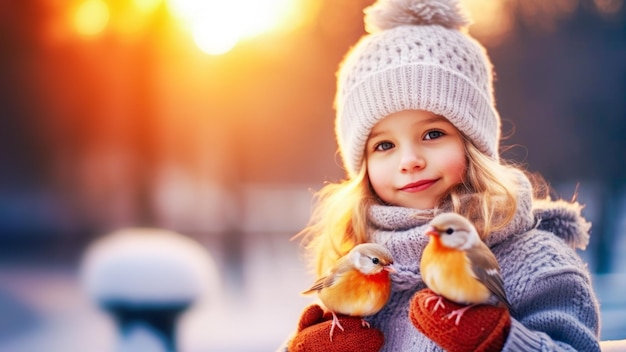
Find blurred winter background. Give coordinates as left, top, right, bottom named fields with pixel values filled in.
left=0, top=0, right=625, bottom=351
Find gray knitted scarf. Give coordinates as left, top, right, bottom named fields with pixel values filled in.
left=367, top=171, right=591, bottom=292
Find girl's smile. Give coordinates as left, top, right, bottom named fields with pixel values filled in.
left=400, top=179, right=439, bottom=192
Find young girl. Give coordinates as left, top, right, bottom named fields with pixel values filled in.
left=286, top=0, right=600, bottom=351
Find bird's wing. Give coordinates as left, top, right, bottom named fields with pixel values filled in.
left=302, top=275, right=333, bottom=294
left=466, top=243, right=513, bottom=311
left=301, top=256, right=351, bottom=294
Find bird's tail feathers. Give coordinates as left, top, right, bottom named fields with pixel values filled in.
left=497, top=299, right=515, bottom=316
left=301, top=288, right=317, bottom=295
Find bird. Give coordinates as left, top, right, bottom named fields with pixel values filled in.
left=420, top=212, right=513, bottom=325
left=302, top=243, right=396, bottom=341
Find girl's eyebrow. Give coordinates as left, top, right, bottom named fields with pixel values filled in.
left=425, top=115, right=448, bottom=123
left=368, top=115, right=448, bottom=140
left=368, top=130, right=385, bottom=140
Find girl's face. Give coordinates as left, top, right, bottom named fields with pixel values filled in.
left=366, top=110, right=467, bottom=209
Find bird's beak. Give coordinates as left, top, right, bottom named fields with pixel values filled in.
left=384, top=264, right=397, bottom=274
left=425, top=226, right=440, bottom=237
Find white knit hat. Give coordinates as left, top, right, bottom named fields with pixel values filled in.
left=335, top=0, right=501, bottom=177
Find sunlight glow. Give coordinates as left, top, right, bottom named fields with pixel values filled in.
left=594, top=0, right=623, bottom=14
left=74, top=0, right=110, bottom=37
left=464, top=0, right=512, bottom=46
left=133, top=0, right=162, bottom=14
left=109, top=0, right=163, bottom=40
left=462, top=0, right=597, bottom=45
left=167, top=0, right=299, bottom=55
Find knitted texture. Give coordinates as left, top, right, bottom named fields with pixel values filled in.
left=363, top=172, right=600, bottom=351
left=288, top=305, right=384, bottom=352
left=532, top=198, right=591, bottom=250
left=335, top=0, right=500, bottom=177
left=409, top=289, right=511, bottom=352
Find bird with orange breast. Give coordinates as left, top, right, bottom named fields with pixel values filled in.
left=420, top=212, right=513, bottom=325
left=302, top=243, right=396, bottom=341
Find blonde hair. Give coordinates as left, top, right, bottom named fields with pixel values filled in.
left=298, top=166, right=378, bottom=277
left=298, top=138, right=530, bottom=277
left=451, top=139, right=520, bottom=237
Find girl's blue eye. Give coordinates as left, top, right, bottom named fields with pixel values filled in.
left=375, top=141, right=394, bottom=151
left=424, top=130, right=444, bottom=140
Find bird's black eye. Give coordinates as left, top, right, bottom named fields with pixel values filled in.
left=371, top=257, right=380, bottom=265
left=445, top=228, right=454, bottom=235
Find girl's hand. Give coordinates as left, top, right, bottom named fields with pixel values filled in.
left=288, top=304, right=384, bottom=352
left=409, top=289, right=511, bottom=352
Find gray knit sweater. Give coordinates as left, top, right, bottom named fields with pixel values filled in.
left=367, top=174, right=600, bottom=351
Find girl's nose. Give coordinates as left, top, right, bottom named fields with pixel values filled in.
left=399, top=148, right=425, bottom=172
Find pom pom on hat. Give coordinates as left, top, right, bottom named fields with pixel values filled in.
left=365, top=0, right=470, bottom=33
left=335, top=0, right=501, bottom=178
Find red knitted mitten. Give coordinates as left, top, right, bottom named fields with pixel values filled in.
left=410, top=289, right=511, bottom=352
left=288, top=304, right=384, bottom=352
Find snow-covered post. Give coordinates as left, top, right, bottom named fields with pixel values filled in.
left=80, top=228, right=218, bottom=352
